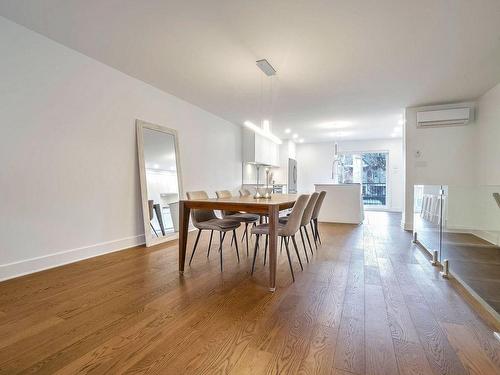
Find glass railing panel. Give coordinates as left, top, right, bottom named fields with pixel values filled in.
left=413, top=185, right=443, bottom=261
left=441, top=185, right=500, bottom=316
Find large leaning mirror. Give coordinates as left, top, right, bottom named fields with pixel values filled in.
left=137, top=120, right=183, bottom=246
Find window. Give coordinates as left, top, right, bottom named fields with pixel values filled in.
left=336, top=152, right=388, bottom=206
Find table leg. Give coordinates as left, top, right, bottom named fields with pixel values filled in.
left=179, top=201, right=190, bottom=274
left=268, top=205, right=279, bottom=292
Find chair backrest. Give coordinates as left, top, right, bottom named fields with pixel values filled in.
left=301, top=192, right=320, bottom=226
left=311, top=191, right=326, bottom=220
left=239, top=188, right=251, bottom=197
left=281, top=194, right=310, bottom=236
left=186, top=191, right=217, bottom=224
left=216, top=190, right=232, bottom=199
left=215, top=190, right=238, bottom=216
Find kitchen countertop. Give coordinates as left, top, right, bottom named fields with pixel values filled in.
left=315, top=183, right=361, bottom=186
left=243, top=183, right=287, bottom=186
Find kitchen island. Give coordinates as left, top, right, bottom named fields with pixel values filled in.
left=314, top=183, right=364, bottom=224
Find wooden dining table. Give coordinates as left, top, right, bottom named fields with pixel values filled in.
left=178, top=194, right=298, bottom=291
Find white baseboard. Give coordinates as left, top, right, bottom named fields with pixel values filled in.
left=364, top=207, right=402, bottom=213
left=444, top=224, right=474, bottom=232
left=444, top=226, right=499, bottom=246
left=0, top=234, right=145, bottom=282
left=471, top=230, right=500, bottom=246
left=402, top=220, right=413, bottom=231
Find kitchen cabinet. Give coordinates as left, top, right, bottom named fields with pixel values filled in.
left=243, top=128, right=279, bottom=166
left=314, top=183, right=364, bottom=224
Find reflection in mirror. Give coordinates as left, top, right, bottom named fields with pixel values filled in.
left=137, top=120, right=182, bottom=246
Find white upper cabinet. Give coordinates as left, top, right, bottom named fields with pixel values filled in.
left=242, top=128, right=279, bottom=166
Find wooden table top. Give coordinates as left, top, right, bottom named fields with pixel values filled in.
left=180, top=194, right=300, bottom=213
left=181, top=194, right=297, bottom=205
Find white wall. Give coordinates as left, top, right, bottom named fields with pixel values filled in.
left=477, top=83, right=500, bottom=185
left=403, top=89, right=500, bottom=232
left=475, top=83, right=500, bottom=243
left=403, top=102, right=477, bottom=229
left=296, top=138, right=404, bottom=211
left=0, top=17, right=242, bottom=280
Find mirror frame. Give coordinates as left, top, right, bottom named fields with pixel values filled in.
left=136, top=119, right=183, bottom=247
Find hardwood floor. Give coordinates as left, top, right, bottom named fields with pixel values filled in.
left=416, top=218, right=500, bottom=313
left=0, top=212, right=499, bottom=374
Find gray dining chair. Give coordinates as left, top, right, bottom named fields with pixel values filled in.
left=250, top=194, right=310, bottom=282
left=186, top=191, right=241, bottom=272
left=280, top=192, right=319, bottom=263
left=239, top=188, right=251, bottom=197
left=216, top=190, right=260, bottom=256
left=311, top=191, right=326, bottom=244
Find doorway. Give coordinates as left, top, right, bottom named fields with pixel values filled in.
left=337, top=151, right=388, bottom=208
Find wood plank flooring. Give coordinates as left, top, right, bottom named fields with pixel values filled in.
left=0, top=212, right=499, bottom=374
left=415, top=217, right=500, bottom=313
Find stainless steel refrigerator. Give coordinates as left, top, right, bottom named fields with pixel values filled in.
left=288, top=158, right=297, bottom=193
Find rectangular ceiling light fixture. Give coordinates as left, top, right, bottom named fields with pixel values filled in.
left=256, top=59, right=276, bottom=76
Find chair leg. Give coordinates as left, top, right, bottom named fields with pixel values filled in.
left=291, top=235, right=304, bottom=270
left=309, top=220, right=317, bottom=243
left=280, top=236, right=284, bottom=254
left=233, top=230, right=240, bottom=263
left=219, top=231, right=226, bottom=272
left=245, top=223, right=249, bottom=256
left=299, top=227, right=309, bottom=261
left=264, top=234, right=268, bottom=265
left=312, top=219, right=318, bottom=241
left=241, top=223, right=247, bottom=242
left=189, top=229, right=202, bottom=266
left=251, top=234, right=260, bottom=275
left=207, top=230, right=213, bottom=257
left=314, top=218, right=322, bottom=244
left=310, top=222, right=318, bottom=250
left=283, top=236, right=295, bottom=282
left=304, top=226, right=314, bottom=255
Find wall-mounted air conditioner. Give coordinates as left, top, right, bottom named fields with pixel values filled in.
left=416, top=107, right=473, bottom=128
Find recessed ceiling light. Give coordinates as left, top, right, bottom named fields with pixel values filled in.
left=299, top=139, right=304, bottom=143
left=153, top=164, right=160, bottom=169
left=292, top=133, right=299, bottom=139
left=284, top=128, right=291, bottom=134
left=398, top=119, right=404, bottom=126
left=318, top=121, right=352, bottom=129
left=330, top=131, right=350, bottom=138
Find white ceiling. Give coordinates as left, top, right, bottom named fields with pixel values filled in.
left=1, top=0, right=500, bottom=142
